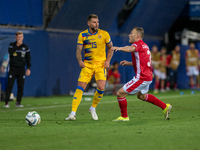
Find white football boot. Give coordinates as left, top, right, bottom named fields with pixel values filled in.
left=65, top=114, right=76, bottom=121
left=89, top=109, right=98, bottom=120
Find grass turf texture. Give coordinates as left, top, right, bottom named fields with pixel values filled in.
left=0, top=90, right=200, bottom=150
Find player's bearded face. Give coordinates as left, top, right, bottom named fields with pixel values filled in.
left=89, top=18, right=99, bottom=32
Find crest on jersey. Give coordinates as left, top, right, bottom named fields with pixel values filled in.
left=13, top=52, right=17, bottom=56
left=98, top=35, right=102, bottom=39
left=22, top=47, right=25, bottom=50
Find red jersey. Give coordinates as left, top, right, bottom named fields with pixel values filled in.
left=131, top=40, right=153, bottom=81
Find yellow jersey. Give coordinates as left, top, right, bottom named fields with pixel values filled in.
left=77, top=29, right=111, bottom=63
left=151, top=51, right=161, bottom=69
left=185, top=49, right=199, bottom=67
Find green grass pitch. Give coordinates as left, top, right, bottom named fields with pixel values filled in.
left=0, top=90, right=200, bottom=150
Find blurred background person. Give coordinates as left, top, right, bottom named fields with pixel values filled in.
left=185, top=43, right=199, bottom=89
left=107, top=61, right=121, bottom=85
left=151, top=45, right=160, bottom=93
left=1, top=53, right=9, bottom=73
left=107, top=61, right=121, bottom=95
left=166, top=45, right=181, bottom=91
left=199, top=53, right=200, bottom=89
left=159, top=47, right=167, bottom=92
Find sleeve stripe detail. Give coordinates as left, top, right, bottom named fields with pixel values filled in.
left=106, top=40, right=112, bottom=44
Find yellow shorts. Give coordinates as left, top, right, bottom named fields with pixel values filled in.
left=78, top=62, right=107, bottom=83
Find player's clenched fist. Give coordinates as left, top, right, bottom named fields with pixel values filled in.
left=78, top=61, right=85, bottom=68
left=104, top=60, right=110, bottom=69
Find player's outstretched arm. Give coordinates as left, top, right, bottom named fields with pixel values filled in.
left=76, top=44, right=85, bottom=68
left=105, top=41, right=114, bottom=68
left=120, top=60, right=133, bottom=66
left=110, top=45, right=135, bottom=52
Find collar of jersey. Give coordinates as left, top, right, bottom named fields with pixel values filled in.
left=88, top=28, right=98, bottom=35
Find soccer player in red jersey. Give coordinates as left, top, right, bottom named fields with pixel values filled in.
left=110, top=27, right=172, bottom=121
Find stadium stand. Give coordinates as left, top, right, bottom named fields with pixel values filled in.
left=0, top=0, right=196, bottom=96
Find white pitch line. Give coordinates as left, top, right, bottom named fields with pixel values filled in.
left=0, top=93, right=199, bottom=112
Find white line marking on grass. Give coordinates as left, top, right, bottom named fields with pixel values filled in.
left=0, top=93, right=199, bottom=112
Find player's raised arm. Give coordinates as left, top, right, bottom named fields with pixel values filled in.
left=110, top=45, right=135, bottom=52
left=76, top=44, right=85, bottom=68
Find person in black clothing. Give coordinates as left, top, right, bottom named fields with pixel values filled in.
left=4, top=31, right=31, bottom=108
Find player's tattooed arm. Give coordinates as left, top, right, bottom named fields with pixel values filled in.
left=76, top=44, right=85, bottom=68
left=106, top=41, right=114, bottom=62
left=105, top=41, right=114, bottom=68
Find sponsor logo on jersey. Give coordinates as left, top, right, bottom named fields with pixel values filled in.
left=126, top=80, right=134, bottom=87
left=13, top=52, right=17, bottom=56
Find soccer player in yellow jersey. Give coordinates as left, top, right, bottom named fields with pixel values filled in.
left=65, top=14, right=113, bottom=121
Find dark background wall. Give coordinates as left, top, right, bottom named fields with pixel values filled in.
left=0, top=0, right=199, bottom=97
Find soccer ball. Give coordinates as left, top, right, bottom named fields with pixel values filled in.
left=25, top=111, right=41, bottom=126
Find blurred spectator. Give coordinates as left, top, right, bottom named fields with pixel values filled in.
left=1, top=53, right=9, bottom=73
left=166, top=45, right=181, bottom=91
left=151, top=45, right=160, bottom=94
left=0, top=53, right=16, bottom=101
left=185, top=43, right=199, bottom=89
left=107, top=61, right=121, bottom=95
left=159, top=47, right=167, bottom=92
left=107, top=61, right=121, bottom=85
left=198, top=50, right=200, bottom=89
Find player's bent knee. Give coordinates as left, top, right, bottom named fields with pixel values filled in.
left=116, top=88, right=127, bottom=98
left=137, top=92, right=146, bottom=101
left=97, top=87, right=105, bottom=91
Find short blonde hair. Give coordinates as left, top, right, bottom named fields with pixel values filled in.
left=134, top=27, right=144, bottom=38
left=16, top=31, right=23, bottom=36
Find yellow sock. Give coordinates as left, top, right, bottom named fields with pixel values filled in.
left=92, top=88, right=104, bottom=108
left=72, top=86, right=84, bottom=112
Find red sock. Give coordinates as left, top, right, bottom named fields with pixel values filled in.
left=145, top=94, right=166, bottom=110
left=117, top=97, right=128, bottom=118
left=155, top=80, right=159, bottom=90
left=166, top=82, right=170, bottom=88
left=174, top=83, right=177, bottom=89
